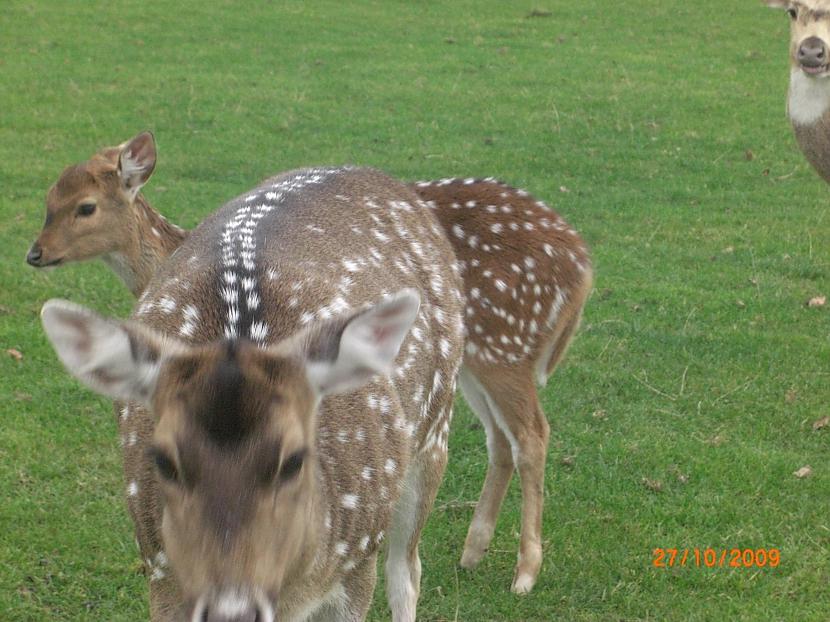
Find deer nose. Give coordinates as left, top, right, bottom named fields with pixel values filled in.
left=26, top=243, right=43, bottom=266
left=798, top=36, right=828, bottom=68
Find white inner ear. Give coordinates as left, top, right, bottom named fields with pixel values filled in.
left=306, top=289, right=421, bottom=396
left=41, top=299, right=162, bottom=405
left=118, top=151, right=150, bottom=200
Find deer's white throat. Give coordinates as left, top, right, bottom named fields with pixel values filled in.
left=788, top=68, right=830, bottom=126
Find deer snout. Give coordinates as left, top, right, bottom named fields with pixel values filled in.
left=26, top=242, right=43, bottom=266
left=798, top=36, right=828, bottom=71
left=192, top=590, right=274, bottom=622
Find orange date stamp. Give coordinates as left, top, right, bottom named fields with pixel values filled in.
left=652, top=548, right=780, bottom=568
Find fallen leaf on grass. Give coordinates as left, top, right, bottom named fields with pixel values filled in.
left=813, top=417, right=830, bottom=431
left=807, top=296, right=826, bottom=308
left=559, top=185, right=570, bottom=193
left=745, top=149, right=754, bottom=161
left=642, top=478, right=663, bottom=492
left=592, top=409, right=607, bottom=420
left=6, top=348, right=23, bottom=361
left=793, top=466, right=813, bottom=479
left=561, top=455, right=575, bottom=467
left=526, top=9, right=552, bottom=18
left=785, top=388, right=798, bottom=403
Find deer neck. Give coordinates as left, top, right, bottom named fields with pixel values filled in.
left=102, top=194, right=188, bottom=298
left=788, top=69, right=830, bottom=126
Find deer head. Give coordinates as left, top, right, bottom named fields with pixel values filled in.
left=40, top=290, right=420, bottom=621
left=768, top=1, right=830, bottom=77
left=27, top=131, right=157, bottom=269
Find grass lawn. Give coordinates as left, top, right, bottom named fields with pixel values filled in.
left=2, top=1, right=829, bottom=620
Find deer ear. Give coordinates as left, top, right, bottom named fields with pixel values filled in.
left=41, top=299, right=181, bottom=405
left=302, top=289, right=421, bottom=396
left=117, top=131, right=156, bottom=201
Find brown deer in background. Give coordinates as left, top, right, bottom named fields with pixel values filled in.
left=768, top=1, right=830, bottom=183
left=29, top=132, right=592, bottom=593
left=41, top=165, right=465, bottom=621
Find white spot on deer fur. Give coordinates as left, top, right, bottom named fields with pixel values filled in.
left=359, top=535, right=370, bottom=550
left=247, top=292, right=260, bottom=310
left=372, top=228, right=390, bottom=242
left=335, top=542, right=349, bottom=556
left=464, top=177, right=476, bottom=184
left=439, top=338, right=452, bottom=358
left=128, top=481, right=138, bottom=497
left=384, top=458, right=397, bottom=475
left=490, top=223, right=504, bottom=234
left=249, top=321, right=268, bottom=342
left=157, top=297, right=176, bottom=314
left=452, top=224, right=465, bottom=239
left=362, top=466, right=374, bottom=481
left=465, top=200, right=476, bottom=208
left=341, top=494, right=359, bottom=509
left=151, top=227, right=161, bottom=238
left=120, top=405, right=130, bottom=421
left=342, top=259, right=360, bottom=273
left=494, top=279, right=507, bottom=292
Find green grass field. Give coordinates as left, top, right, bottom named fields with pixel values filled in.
left=2, top=1, right=829, bottom=620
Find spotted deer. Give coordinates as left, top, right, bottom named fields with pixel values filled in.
left=41, top=166, right=465, bottom=621
left=768, top=0, right=830, bottom=183
left=29, top=132, right=592, bottom=594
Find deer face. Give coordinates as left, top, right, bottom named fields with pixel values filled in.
left=150, top=344, right=317, bottom=621
left=40, top=290, right=420, bottom=621
left=27, top=132, right=156, bottom=268
left=773, top=1, right=830, bottom=77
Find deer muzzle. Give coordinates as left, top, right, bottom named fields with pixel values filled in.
left=191, top=588, right=275, bottom=622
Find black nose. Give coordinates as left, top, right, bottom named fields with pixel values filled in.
left=26, top=243, right=43, bottom=266
left=798, top=36, right=827, bottom=68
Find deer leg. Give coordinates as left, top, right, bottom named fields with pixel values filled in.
left=458, top=367, right=515, bottom=570
left=148, top=576, right=183, bottom=622
left=311, top=553, right=377, bottom=622
left=385, top=450, right=447, bottom=622
left=485, top=387, right=549, bottom=595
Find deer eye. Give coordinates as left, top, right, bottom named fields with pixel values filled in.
left=150, top=448, right=179, bottom=483
left=77, top=203, right=96, bottom=217
left=787, top=6, right=797, bottom=19
left=279, top=449, right=306, bottom=481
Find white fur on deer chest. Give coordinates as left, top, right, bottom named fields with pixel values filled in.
left=788, top=69, right=830, bottom=126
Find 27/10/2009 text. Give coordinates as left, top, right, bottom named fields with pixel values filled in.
left=652, top=548, right=780, bottom=568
